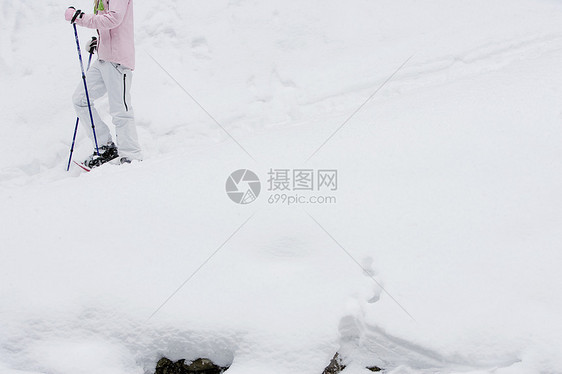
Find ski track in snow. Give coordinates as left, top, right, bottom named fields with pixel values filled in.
left=333, top=262, right=522, bottom=373
left=301, top=32, right=562, bottom=110
left=2, top=31, right=562, bottom=187
left=337, top=314, right=522, bottom=373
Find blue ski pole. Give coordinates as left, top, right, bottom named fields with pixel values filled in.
left=66, top=51, right=94, bottom=171
left=73, top=24, right=100, bottom=156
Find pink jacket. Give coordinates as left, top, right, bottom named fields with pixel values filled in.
left=75, top=0, right=135, bottom=70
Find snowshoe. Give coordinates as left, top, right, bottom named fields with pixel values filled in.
left=84, top=142, right=119, bottom=169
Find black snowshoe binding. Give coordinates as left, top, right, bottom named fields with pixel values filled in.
left=84, top=142, right=119, bottom=169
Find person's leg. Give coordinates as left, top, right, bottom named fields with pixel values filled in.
left=72, top=60, right=113, bottom=148
left=103, top=62, right=142, bottom=161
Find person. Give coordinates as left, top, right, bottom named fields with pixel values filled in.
left=65, top=0, right=142, bottom=168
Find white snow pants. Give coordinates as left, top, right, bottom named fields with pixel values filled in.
left=73, top=60, right=142, bottom=160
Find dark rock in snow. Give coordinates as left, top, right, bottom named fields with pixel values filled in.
left=322, top=353, right=346, bottom=374
left=155, top=357, right=228, bottom=374
left=322, top=352, right=384, bottom=373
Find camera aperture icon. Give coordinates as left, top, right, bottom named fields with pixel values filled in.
left=225, top=169, right=261, bottom=204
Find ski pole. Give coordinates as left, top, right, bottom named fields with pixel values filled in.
left=66, top=52, right=94, bottom=171
left=73, top=24, right=100, bottom=156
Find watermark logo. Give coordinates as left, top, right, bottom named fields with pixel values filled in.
left=225, top=169, right=261, bottom=204
left=226, top=168, right=338, bottom=205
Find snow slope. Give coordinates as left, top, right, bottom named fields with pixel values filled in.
left=1, top=0, right=562, bottom=373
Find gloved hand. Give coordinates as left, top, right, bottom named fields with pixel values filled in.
left=64, top=7, right=84, bottom=23
left=86, top=37, right=98, bottom=54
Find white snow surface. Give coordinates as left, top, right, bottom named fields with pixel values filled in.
left=1, top=0, right=562, bottom=373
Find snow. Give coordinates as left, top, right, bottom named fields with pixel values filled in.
left=1, top=0, right=562, bottom=373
